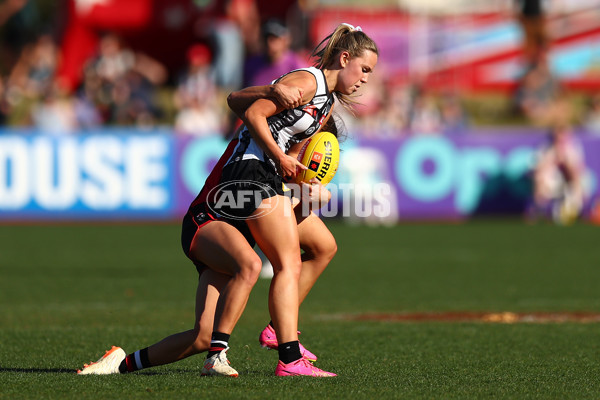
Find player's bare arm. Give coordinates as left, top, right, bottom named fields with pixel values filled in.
left=276, top=70, right=318, bottom=105
left=288, top=138, right=308, bottom=159
left=242, top=73, right=318, bottom=179
left=227, top=83, right=303, bottom=119
left=243, top=98, right=305, bottom=178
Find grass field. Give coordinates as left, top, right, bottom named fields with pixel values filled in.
left=1, top=220, right=600, bottom=399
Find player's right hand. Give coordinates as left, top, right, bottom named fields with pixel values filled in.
left=273, top=84, right=304, bottom=109
left=277, top=153, right=307, bottom=181
left=301, top=178, right=331, bottom=208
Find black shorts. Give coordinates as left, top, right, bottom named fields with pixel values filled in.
left=181, top=203, right=256, bottom=274
left=211, top=159, right=285, bottom=219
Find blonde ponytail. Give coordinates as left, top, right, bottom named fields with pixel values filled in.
left=311, top=23, right=378, bottom=109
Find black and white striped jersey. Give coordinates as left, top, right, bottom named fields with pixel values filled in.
left=226, top=67, right=335, bottom=170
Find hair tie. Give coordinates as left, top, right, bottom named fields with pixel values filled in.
left=341, top=23, right=362, bottom=32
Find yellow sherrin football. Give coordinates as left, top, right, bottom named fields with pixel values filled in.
left=294, top=131, right=340, bottom=185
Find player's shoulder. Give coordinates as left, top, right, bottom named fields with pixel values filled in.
left=278, top=68, right=319, bottom=91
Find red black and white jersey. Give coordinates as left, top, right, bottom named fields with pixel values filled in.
left=188, top=138, right=239, bottom=210
left=226, top=67, right=335, bottom=171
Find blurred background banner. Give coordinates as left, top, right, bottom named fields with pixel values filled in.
left=310, top=4, right=600, bottom=91
left=350, top=132, right=598, bottom=220
left=1, top=131, right=598, bottom=221
left=2, top=0, right=600, bottom=224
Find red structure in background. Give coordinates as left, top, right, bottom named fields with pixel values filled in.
left=57, top=0, right=215, bottom=91
left=56, top=0, right=299, bottom=92
left=427, top=11, right=600, bottom=94
left=309, top=7, right=600, bottom=94
left=57, top=2, right=600, bottom=94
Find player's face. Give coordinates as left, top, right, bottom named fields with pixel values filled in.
left=337, top=50, right=378, bottom=95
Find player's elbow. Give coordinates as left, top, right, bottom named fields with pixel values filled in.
left=244, top=108, right=263, bottom=125
left=227, top=91, right=240, bottom=113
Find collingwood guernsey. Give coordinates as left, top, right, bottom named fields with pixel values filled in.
left=226, top=67, right=335, bottom=171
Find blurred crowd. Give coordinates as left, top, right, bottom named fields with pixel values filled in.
left=0, top=6, right=469, bottom=138
left=1, top=0, right=600, bottom=140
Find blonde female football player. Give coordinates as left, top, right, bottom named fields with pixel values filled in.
left=212, top=22, right=378, bottom=377
left=77, top=23, right=378, bottom=377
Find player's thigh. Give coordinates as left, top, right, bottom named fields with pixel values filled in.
left=246, top=195, right=301, bottom=271
left=189, top=220, right=260, bottom=277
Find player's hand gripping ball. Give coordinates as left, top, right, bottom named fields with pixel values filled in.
left=294, top=131, right=340, bottom=185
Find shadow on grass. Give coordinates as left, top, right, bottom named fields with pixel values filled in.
left=0, top=368, right=189, bottom=376
left=137, top=368, right=270, bottom=377
left=0, top=367, right=271, bottom=377
left=0, top=367, right=75, bottom=374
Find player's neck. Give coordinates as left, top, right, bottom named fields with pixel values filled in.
left=322, top=68, right=338, bottom=92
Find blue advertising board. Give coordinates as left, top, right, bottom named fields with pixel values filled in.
left=1, top=129, right=599, bottom=221
left=0, top=133, right=175, bottom=220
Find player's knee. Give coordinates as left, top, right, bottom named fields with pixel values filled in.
left=192, top=337, right=210, bottom=354
left=274, top=257, right=303, bottom=280
left=323, top=236, right=338, bottom=262
left=238, top=255, right=262, bottom=286
left=311, top=235, right=337, bottom=263
left=191, top=329, right=211, bottom=354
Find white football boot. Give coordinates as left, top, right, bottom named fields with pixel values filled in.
left=201, top=348, right=239, bottom=377
left=77, top=346, right=125, bottom=375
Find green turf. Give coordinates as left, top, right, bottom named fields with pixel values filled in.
left=1, top=220, right=600, bottom=399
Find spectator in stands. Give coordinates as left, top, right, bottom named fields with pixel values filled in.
left=350, top=74, right=394, bottom=138
left=582, top=94, right=600, bottom=135
left=513, top=56, right=560, bottom=125
left=72, top=84, right=102, bottom=130
left=194, top=0, right=249, bottom=91
left=528, top=123, right=588, bottom=224
left=514, top=0, right=549, bottom=67
left=92, top=33, right=135, bottom=86
left=243, top=19, right=307, bottom=87
left=374, top=82, right=412, bottom=137
left=440, top=92, right=469, bottom=135
left=173, top=43, right=225, bottom=136
left=30, top=83, right=78, bottom=135
left=6, top=33, right=58, bottom=104
left=226, top=0, right=262, bottom=56
left=408, top=86, right=443, bottom=135
left=83, top=33, right=167, bottom=127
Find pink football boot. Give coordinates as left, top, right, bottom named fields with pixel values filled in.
left=275, top=357, right=336, bottom=377
left=259, top=324, right=317, bottom=362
